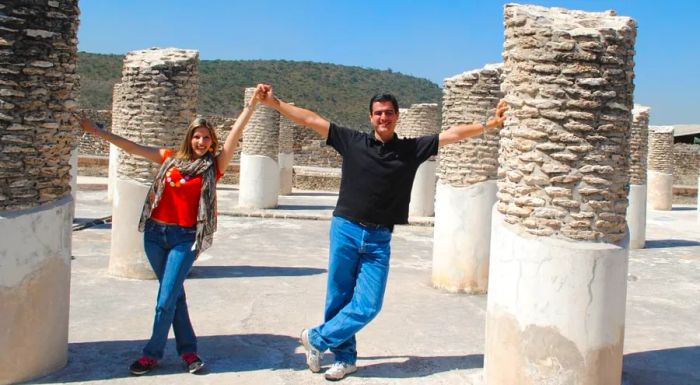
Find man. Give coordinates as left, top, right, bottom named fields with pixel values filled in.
left=256, top=83, right=506, bottom=381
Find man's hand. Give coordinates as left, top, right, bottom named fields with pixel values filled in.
left=255, top=83, right=275, bottom=106
left=72, top=112, right=101, bottom=135
left=487, top=99, right=507, bottom=129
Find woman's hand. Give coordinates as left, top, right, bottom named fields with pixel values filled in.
left=486, top=99, right=508, bottom=129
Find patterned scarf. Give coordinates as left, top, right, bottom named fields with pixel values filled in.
left=138, top=152, right=217, bottom=257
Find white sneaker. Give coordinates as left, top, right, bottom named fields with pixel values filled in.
left=300, top=329, right=321, bottom=373
left=324, top=361, right=357, bottom=381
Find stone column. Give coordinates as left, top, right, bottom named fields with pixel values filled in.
left=110, top=48, right=198, bottom=279
left=627, top=105, right=650, bottom=248
left=485, top=5, right=636, bottom=385
left=107, top=83, right=124, bottom=201
left=431, top=64, right=503, bottom=293
left=238, top=87, right=280, bottom=208
left=278, top=104, right=296, bottom=195
left=396, top=103, right=440, bottom=217
left=647, top=126, right=674, bottom=210
left=0, top=1, right=79, bottom=384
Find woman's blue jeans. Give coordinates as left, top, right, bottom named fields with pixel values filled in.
left=142, top=220, right=198, bottom=359
left=308, top=215, right=392, bottom=364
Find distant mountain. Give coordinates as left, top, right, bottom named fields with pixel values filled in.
left=77, top=52, right=443, bottom=131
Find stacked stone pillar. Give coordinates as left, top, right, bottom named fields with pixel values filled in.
left=278, top=105, right=296, bottom=195
left=485, top=5, right=636, bottom=385
left=396, top=103, right=440, bottom=217
left=110, top=48, right=198, bottom=279
left=107, top=83, right=124, bottom=201
left=647, top=126, right=674, bottom=210
left=0, top=1, right=79, bottom=383
left=238, top=87, right=280, bottom=208
left=627, top=105, right=650, bottom=248
left=431, top=64, right=502, bottom=293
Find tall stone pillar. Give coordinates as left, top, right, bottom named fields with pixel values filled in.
left=238, top=87, right=280, bottom=208
left=396, top=103, right=440, bottom=217
left=107, top=83, right=124, bottom=201
left=485, top=5, right=636, bottom=385
left=0, top=1, right=79, bottom=384
left=647, top=126, right=674, bottom=210
left=278, top=105, right=296, bottom=195
left=110, top=48, right=198, bottom=279
left=431, top=64, right=503, bottom=293
left=627, top=105, right=650, bottom=248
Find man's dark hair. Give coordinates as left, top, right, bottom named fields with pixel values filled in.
left=369, top=94, right=399, bottom=114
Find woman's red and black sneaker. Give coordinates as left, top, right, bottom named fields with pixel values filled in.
left=129, top=356, right=157, bottom=375
left=181, top=352, right=205, bottom=374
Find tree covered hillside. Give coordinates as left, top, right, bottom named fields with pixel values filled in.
left=77, top=52, right=443, bottom=131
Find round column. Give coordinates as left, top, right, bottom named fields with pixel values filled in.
left=239, top=87, right=280, bottom=208
left=431, top=64, right=503, bottom=293
left=110, top=48, right=198, bottom=279
left=107, top=83, right=124, bottom=201
left=486, top=5, right=636, bottom=385
left=396, top=103, right=440, bottom=217
left=0, top=1, right=79, bottom=383
left=647, top=126, right=674, bottom=210
left=279, top=104, right=296, bottom=195
left=627, top=105, right=650, bottom=248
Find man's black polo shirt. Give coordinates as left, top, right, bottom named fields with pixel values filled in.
left=326, top=123, right=439, bottom=227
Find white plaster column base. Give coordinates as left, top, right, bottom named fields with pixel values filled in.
left=485, top=210, right=629, bottom=385
left=109, top=178, right=155, bottom=279
left=409, top=160, right=437, bottom=217
left=238, top=154, right=279, bottom=209
left=107, top=144, right=119, bottom=201
left=279, top=152, right=294, bottom=195
left=647, top=171, right=673, bottom=210
left=431, top=180, right=497, bottom=293
left=626, top=184, right=647, bottom=249
left=0, top=197, right=73, bottom=385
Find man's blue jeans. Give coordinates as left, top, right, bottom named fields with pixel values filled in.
left=308, top=215, right=392, bottom=364
left=142, top=220, right=198, bottom=359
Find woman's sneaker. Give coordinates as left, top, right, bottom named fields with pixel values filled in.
left=324, top=361, right=357, bottom=381
left=181, top=352, right=205, bottom=374
left=129, top=356, right=157, bottom=375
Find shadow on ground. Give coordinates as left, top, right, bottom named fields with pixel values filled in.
left=644, top=239, right=700, bottom=248
left=188, top=265, right=326, bottom=279
left=29, top=335, right=482, bottom=383
left=356, top=354, right=483, bottom=378
left=623, top=346, right=700, bottom=385
left=29, top=334, right=303, bottom=383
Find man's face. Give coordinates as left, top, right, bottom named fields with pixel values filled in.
left=369, top=100, right=398, bottom=140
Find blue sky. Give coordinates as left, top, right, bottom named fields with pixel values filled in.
left=78, top=0, right=698, bottom=125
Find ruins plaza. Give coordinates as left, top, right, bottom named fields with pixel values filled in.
left=24, top=176, right=699, bottom=385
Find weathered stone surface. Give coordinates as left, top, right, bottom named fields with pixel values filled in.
left=242, top=87, right=279, bottom=159
left=278, top=103, right=297, bottom=154
left=497, top=4, right=636, bottom=244
left=629, top=105, right=650, bottom=184
left=673, top=143, right=700, bottom=186
left=647, top=125, right=674, bottom=174
left=396, top=103, right=440, bottom=140
left=114, top=48, right=199, bottom=183
left=0, top=0, right=79, bottom=210
left=438, top=63, right=504, bottom=187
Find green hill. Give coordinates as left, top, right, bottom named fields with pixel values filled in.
left=77, top=52, right=442, bottom=131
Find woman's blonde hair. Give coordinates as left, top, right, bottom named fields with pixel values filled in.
left=175, top=117, right=219, bottom=160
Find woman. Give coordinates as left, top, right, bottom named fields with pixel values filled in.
left=76, top=88, right=262, bottom=375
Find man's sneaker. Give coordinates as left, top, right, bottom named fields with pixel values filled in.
left=324, top=361, right=357, bottom=381
left=181, top=352, right=205, bottom=374
left=300, top=328, right=321, bottom=373
left=129, top=356, right=157, bottom=375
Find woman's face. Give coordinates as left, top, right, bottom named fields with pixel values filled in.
left=190, top=126, right=213, bottom=158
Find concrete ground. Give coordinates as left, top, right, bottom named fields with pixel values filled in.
left=25, top=177, right=700, bottom=385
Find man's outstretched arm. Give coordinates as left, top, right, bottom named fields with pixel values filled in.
left=256, top=83, right=331, bottom=139
left=438, top=99, right=507, bottom=147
